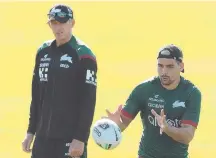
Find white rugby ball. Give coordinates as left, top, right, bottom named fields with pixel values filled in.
left=92, top=118, right=122, bottom=150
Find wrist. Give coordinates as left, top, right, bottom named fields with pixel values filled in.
left=163, top=121, right=169, bottom=133
left=119, top=117, right=127, bottom=130
left=26, top=133, right=34, bottom=140
left=27, top=132, right=34, bottom=136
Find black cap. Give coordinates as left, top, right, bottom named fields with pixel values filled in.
left=48, top=4, right=73, bottom=23
left=157, top=44, right=184, bottom=73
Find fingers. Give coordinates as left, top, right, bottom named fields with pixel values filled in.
left=151, top=109, right=159, bottom=117
left=160, top=128, right=163, bottom=135
left=69, top=148, right=82, bottom=157
left=159, top=109, right=167, bottom=135
left=106, top=104, right=123, bottom=116
left=160, top=109, right=166, bottom=121
left=22, top=141, right=27, bottom=152
left=69, top=140, right=84, bottom=157
left=151, top=109, right=165, bottom=135
left=22, top=134, right=34, bottom=153
left=152, top=109, right=166, bottom=118
left=26, top=140, right=32, bottom=152
left=160, top=109, right=164, bottom=116
left=22, top=140, right=31, bottom=153
left=105, top=109, right=112, bottom=117
left=117, top=104, right=123, bottom=113
left=101, top=116, right=108, bottom=119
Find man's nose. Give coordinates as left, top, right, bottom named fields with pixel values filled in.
left=162, top=67, right=168, bottom=75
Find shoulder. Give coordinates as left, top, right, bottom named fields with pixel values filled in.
left=37, top=40, right=54, bottom=53
left=74, top=37, right=96, bottom=62
left=132, top=76, right=159, bottom=94
left=181, top=77, right=202, bottom=97
left=77, top=45, right=96, bottom=62
left=137, top=76, right=159, bottom=88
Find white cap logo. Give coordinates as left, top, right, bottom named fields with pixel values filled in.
left=160, top=50, right=170, bottom=56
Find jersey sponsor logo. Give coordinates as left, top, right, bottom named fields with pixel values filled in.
left=40, top=54, right=51, bottom=62
left=39, top=55, right=50, bottom=82
left=172, top=100, right=185, bottom=108
left=148, top=114, right=181, bottom=128
left=60, top=54, right=73, bottom=63
left=148, top=94, right=165, bottom=103
left=148, top=103, right=164, bottom=109
left=148, top=115, right=158, bottom=127
left=148, top=94, right=165, bottom=108
left=39, top=67, right=48, bottom=82
left=39, top=63, right=49, bottom=67
left=154, top=94, right=159, bottom=98
left=148, top=98, right=165, bottom=103
left=86, top=69, right=97, bottom=86
left=60, top=64, right=69, bottom=68
left=166, top=119, right=181, bottom=128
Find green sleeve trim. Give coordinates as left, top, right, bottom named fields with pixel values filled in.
left=76, top=46, right=96, bottom=61
left=37, top=40, right=53, bottom=53
left=68, top=36, right=96, bottom=61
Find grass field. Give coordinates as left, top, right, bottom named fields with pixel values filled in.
left=0, top=1, right=215, bottom=158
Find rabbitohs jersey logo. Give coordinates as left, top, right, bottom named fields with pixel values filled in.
left=148, top=115, right=181, bottom=128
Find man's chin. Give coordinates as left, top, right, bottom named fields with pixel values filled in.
left=162, top=82, right=171, bottom=86
left=160, top=80, right=172, bottom=86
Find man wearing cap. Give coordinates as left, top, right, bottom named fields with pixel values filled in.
left=22, top=4, right=97, bottom=158
left=104, top=44, right=201, bottom=158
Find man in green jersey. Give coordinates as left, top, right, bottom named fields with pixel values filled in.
left=105, top=44, right=201, bottom=158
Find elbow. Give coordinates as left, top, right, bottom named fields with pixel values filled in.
left=186, top=134, right=194, bottom=144
left=185, top=130, right=195, bottom=144
left=181, top=137, right=192, bottom=145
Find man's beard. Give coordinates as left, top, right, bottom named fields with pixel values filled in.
left=159, top=75, right=173, bottom=86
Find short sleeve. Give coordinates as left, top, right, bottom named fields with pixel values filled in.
left=181, top=88, right=202, bottom=128
left=121, top=85, right=142, bottom=119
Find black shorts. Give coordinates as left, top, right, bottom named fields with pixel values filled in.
left=31, top=136, right=87, bottom=158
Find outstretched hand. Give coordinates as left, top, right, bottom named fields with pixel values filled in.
left=102, top=105, right=123, bottom=125
left=151, top=109, right=168, bottom=135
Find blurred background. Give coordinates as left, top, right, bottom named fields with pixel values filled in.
left=0, top=1, right=215, bottom=158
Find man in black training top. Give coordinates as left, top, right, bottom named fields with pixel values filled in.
left=22, top=4, right=97, bottom=158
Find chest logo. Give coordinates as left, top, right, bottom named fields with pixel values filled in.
left=86, top=69, right=97, bottom=86
left=172, top=100, right=185, bottom=108
left=39, top=54, right=50, bottom=82
left=60, top=54, right=72, bottom=63
left=40, top=54, right=51, bottom=62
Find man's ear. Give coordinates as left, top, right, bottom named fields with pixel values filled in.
left=71, top=19, right=75, bottom=28
left=179, top=62, right=184, bottom=72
